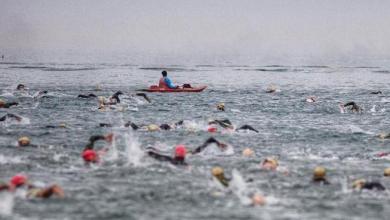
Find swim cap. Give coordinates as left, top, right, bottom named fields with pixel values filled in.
left=352, top=179, right=366, bottom=190
left=211, top=166, right=224, bottom=177
left=82, top=150, right=98, bottom=162
left=147, top=124, right=160, bottom=132
left=59, top=123, right=67, bottom=128
left=174, top=145, right=187, bottom=158
left=216, top=103, right=225, bottom=111
left=384, top=168, right=390, bottom=177
left=242, top=148, right=254, bottom=157
left=252, top=193, right=266, bottom=206
left=0, top=99, right=4, bottom=106
left=207, top=126, right=217, bottom=133
left=261, top=158, right=279, bottom=170
left=313, top=166, right=326, bottom=180
left=18, top=136, right=30, bottom=147
left=10, top=174, right=28, bottom=187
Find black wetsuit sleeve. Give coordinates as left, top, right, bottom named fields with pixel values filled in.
left=4, top=102, right=18, bottom=108
left=363, top=182, right=386, bottom=191
left=136, top=93, right=151, bottom=103
left=343, top=102, right=356, bottom=107
left=147, top=151, right=174, bottom=163
left=236, top=125, right=259, bottom=133
left=192, top=137, right=220, bottom=154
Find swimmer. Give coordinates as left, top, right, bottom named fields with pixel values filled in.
left=18, top=136, right=33, bottom=147
left=251, top=193, right=266, bottom=206
left=377, top=133, right=390, bottom=139
left=82, top=133, right=114, bottom=163
left=236, top=125, right=259, bottom=133
left=0, top=99, right=18, bottom=108
left=306, top=96, right=317, bottom=103
left=27, top=184, right=64, bottom=199
left=108, top=91, right=123, bottom=104
left=242, top=148, right=254, bottom=157
left=190, top=137, right=228, bottom=155
left=370, top=91, right=382, bottom=95
left=33, top=90, right=48, bottom=99
left=135, top=93, right=151, bottom=103
left=0, top=113, right=22, bottom=122
left=261, top=157, right=279, bottom=171
left=352, top=179, right=385, bottom=191
left=339, top=102, right=362, bottom=113
left=216, top=103, right=225, bottom=111
left=146, top=145, right=188, bottom=165
left=78, top=93, right=97, bottom=98
left=16, top=84, right=26, bottom=91
left=384, top=168, right=390, bottom=177
left=209, top=119, right=258, bottom=133
left=312, top=166, right=330, bottom=184
left=266, top=84, right=277, bottom=93
left=211, top=166, right=230, bottom=187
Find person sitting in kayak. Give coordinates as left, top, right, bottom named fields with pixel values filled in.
left=160, top=71, right=179, bottom=89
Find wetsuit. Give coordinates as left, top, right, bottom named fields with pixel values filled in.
left=0, top=113, right=22, bottom=122
left=191, top=137, right=227, bottom=154
left=0, top=102, right=18, bottom=108
left=361, top=182, right=385, bottom=191
left=344, top=102, right=361, bottom=112
left=313, top=178, right=330, bottom=185
left=147, top=151, right=187, bottom=165
left=78, top=94, right=97, bottom=98
left=135, top=93, right=151, bottom=103
left=236, top=125, right=259, bottom=133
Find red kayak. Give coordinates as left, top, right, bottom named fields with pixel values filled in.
left=141, top=85, right=207, bottom=93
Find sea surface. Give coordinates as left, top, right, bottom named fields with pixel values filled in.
left=1, top=55, right=390, bottom=220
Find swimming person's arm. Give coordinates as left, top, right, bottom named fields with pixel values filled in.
left=147, top=151, right=174, bottom=162
left=164, top=77, right=177, bottom=89
left=192, top=137, right=226, bottom=154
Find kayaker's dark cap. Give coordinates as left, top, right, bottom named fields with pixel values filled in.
left=162, top=71, right=167, bottom=77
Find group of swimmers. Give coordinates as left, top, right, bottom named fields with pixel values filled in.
left=1, top=72, right=390, bottom=207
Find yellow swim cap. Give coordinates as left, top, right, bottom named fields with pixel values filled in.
left=352, top=179, right=366, bottom=190
left=18, top=136, right=30, bottom=147
left=384, top=168, right=390, bottom=177
left=242, top=148, right=254, bottom=157
left=216, top=103, right=225, bottom=111
left=313, top=167, right=326, bottom=180
left=211, top=166, right=224, bottom=177
left=147, top=124, right=160, bottom=132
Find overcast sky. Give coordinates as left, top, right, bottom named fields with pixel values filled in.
left=1, top=0, right=390, bottom=60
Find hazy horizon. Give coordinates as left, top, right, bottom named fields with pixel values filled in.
left=1, top=0, right=390, bottom=64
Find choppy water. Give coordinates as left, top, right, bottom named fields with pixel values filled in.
left=1, top=60, right=390, bottom=220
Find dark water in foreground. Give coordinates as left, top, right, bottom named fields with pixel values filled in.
left=1, top=61, right=390, bottom=220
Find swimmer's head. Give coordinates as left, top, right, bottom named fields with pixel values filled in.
left=162, top=71, right=167, bottom=77
left=207, top=126, right=217, bottom=133
left=82, top=149, right=98, bottom=162
left=16, top=84, right=25, bottom=90
left=261, top=157, right=278, bottom=170
left=216, top=103, right=225, bottom=111
left=174, top=145, right=187, bottom=159
left=59, top=123, right=67, bottom=128
left=10, top=174, right=28, bottom=187
left=313, top=166, right=326, bottom=181
left=384, top=168, right=390, bottom=177
left=18, top=136, right=30, bottom=147
left=211, top=166, right=224, bottom=178
left=352, top=179, right=366, bottom=190
left=147, top=124, right=160, bottom=132
left=266, top=84, right=276, bottom=93
left=0, top=99, right=4, bottom=107
left=251, top=193, right=266, bottom=206
left=242, top=148, right=254, bottom=157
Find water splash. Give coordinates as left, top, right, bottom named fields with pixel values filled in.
left=0, top=193, right=14, bottom=216
left=124, top=132, right=144, bottom=167
left=229, top=169, right=252, bottom=205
